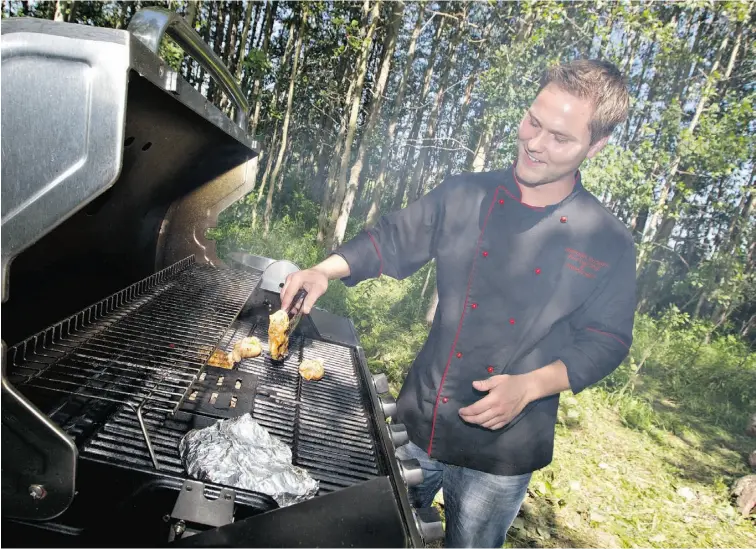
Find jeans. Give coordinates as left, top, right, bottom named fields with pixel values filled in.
left=396, top=440, right=532, bottom=548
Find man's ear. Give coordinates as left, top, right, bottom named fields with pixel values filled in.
left=586, top=135, right=610, bottom=159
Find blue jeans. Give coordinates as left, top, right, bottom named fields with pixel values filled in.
left=396, top=440, right=532, bottom=548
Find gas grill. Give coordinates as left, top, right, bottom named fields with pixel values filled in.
left=1, top=9, right=442, bottom=548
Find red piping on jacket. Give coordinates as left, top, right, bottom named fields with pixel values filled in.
left=585, top=327, right=629, bottom=349
left=367, top=231, right=384, bottom=277
left=427, top=187, right=504, bottom=456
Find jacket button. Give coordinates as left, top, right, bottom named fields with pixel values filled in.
left=535, top=268, right=541, bottom=275
left=560, top=216, right=568, bottom=223
left=487, top=366, right=494, bottom=374
left=498, top=199, right=505, bottom=205
left=456, top=352, right=463, bottom=358
left=442, top=397, right=449, bottom=404
left=482, top=251, right=489, bottom=257
left=509, top=318, right=516, bottom=325
left=471, top=303, right=478, bottom=309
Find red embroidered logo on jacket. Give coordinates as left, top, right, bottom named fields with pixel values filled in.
left=565, top=248, right=608, bottom=279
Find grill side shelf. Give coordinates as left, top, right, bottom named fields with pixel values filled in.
left=6, top=256, right=262, bottom=471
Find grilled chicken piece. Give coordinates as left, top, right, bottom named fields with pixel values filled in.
left=299, top=358, right=325, bottom=381
left=207, top=349, right=234, bottom=369
left=233, top=336, right=262, bottom=360
left=268, top=310, right=290, bottom=361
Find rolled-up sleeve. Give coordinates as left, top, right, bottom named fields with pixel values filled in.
left=559, top=241, right=637, bottom=394
left=332, top=180, right=449, bottom=287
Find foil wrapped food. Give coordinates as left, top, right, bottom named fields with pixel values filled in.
left=178, top=414, right=319, bottom=507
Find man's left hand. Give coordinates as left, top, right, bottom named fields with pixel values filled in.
left=458, top=375, right=533, bottom=430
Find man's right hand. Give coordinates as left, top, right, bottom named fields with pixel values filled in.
left=280, top=268, right=329, bottom=315
left=279, top=254, right=351, bottom=314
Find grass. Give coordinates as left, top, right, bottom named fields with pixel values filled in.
left=212, top=207, right=756, bottom=548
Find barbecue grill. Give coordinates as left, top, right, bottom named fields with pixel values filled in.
left=1, top=9, right=443, bottom=547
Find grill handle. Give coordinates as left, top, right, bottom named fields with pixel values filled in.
left=127, top=7, right=250, bottom=129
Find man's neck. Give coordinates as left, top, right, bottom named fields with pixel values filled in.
left=515, top=169, right=578, bottom=208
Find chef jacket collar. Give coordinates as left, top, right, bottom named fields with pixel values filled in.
left=507, top=162, right=583, bottom=214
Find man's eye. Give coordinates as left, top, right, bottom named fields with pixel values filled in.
left=529, top=116, right=539, bottom=127
left=554, top=135, right=568, bottom=144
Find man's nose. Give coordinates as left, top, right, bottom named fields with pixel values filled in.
left=528, top=130, right=546, bottom=152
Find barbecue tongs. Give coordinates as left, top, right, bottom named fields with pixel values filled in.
left=285, top=288, right=308, bottom=336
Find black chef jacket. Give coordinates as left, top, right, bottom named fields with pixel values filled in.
left=333, top=165, right=636, bottom=476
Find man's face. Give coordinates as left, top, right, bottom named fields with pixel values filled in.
left=514, top=83, right=608, bottom=187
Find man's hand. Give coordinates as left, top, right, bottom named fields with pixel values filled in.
left=458, top=375, right=534, bottom=430
left=280, top=268, right=329, bottom=314
left=280, top=254, right=352, bottom=314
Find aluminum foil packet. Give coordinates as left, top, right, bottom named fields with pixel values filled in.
left=178, top=414, right=319, bottom=507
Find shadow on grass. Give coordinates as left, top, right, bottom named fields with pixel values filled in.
left=505, top=494, right=605, bottom=548
left=618, top=365, right=754, bottom=489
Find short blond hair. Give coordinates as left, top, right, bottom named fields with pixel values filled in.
left=538, top=59, right=629, bottom=144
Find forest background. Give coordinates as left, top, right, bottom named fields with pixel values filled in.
left=3, top=0, right=755, bottom=546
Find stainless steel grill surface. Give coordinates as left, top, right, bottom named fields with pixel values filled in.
left=7, top=256, right=261, bottom=468
left=74, top=316, right=386, bottom=495
left=7, top=257, right=386, bottom=497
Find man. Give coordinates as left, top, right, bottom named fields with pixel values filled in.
left=281, top=59, right=636, bottom=548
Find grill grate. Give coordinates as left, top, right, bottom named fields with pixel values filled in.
left=7, top=256, right=261, bottom=468
left=76, top=315, right=386, bottom=495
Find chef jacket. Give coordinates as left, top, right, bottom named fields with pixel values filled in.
left=332, top=164, right=636, bottom=476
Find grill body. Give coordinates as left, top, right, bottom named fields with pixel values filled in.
left=1, top=10, right=441, bottom=548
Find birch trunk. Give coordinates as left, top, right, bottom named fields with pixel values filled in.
left=391, top=15, right=447, bottom=211
left=324, top=0, right=383, bottom=249
left=331, top=1, right=403, bottom=248
left=365, top=1, right=426, bottom=228
left=233, top=0, right=256, bottom=79
left=263, top=9, right=309, bottom=236
left=250, top=1, right=276, bottom=136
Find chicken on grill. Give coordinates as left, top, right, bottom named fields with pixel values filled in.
left=207, top=349, right=234, bottom=369
left=231, top=336, right=262, bottom=362
left=268, top=310, right=290, bottom=361
left=299, top=358, right=325, bottom=381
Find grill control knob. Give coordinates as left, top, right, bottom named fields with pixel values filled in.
left=413, top=507, right=444, bottom=543
left=379, top=394, right=397, bottom=419
left=388, top=423, right=409, bottom=447
left=398, top=458, right=424, bottom=487
left=372, top=373, right=390, bottom=394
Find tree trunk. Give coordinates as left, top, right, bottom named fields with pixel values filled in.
left=250, top=1, right=276, bottom=136
left=53, top=0, right=65, bottom=21
left=185, top=0, right=198, bottom=26
left=324, top=0, right=383, bottom=249
left=391, top=14, right=447, bottom=211
left=425, top=286, right=439, bottom=325
left=207, top=1, right=226, bottom=102
left=263, top=8, right=308, bottom=236
left=365, top=1, right=426, bottom=228
left=406, top=14, right=463, bottom=203
left=219, top=1, right=241, bottom=111
left=250, top=14, right=297, bottom=228
left=331, top=0, right=403, bottom=248
left=197, top=2, right=215, bottom=92
left=638, top=26, right=733, bottom=271
left=233, top=0, right=255, bottom=79
left=317, top=68, right=358, bottom=243
left=638, top=20, right=741, bottom=310
left=470, top=115, right=493, bottom=172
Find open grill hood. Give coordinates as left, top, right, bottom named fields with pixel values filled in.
left=1, top=9, right=442, bottom=548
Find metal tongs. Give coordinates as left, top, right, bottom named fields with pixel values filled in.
left=285, top=288, right=308, bottom=336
